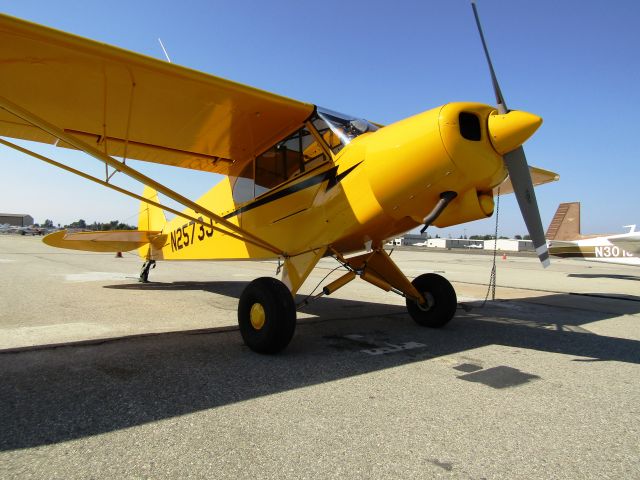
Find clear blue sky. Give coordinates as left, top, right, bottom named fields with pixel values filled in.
left=1, top=0, right=639, bottom=237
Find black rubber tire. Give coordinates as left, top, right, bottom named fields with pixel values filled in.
left=238, top=277, right=296, bottom=354
left=406, top=273, right=457, bottom=328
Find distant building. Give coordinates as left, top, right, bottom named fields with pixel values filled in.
left=387, top=234, right=532, bottom=251
left=427, top=238, right=477, bottom=249
left=484, top=239, right=534, bottom=252
left=427, top=238, right=448, bottom=248
left=0, top=213, right=34, bottom=227
left=402, top=233, right=428, bottom=246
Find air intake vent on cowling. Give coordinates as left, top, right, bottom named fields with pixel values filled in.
left=459, top=112, right=481, bottom=141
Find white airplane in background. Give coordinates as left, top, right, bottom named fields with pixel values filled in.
left=547, top=202, right=640, bottom=267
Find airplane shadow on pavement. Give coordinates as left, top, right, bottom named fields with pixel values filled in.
left=567, top=273, right=640, bottom=282
left=1, top=281, right=639, bottom=451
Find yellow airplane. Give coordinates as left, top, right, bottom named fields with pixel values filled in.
left=0, top=3, right=558, bottom=353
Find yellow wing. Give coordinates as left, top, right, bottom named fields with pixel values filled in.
left=494, top=166, right=559, bottom=196
left=0, top=14, right=314, bottom=174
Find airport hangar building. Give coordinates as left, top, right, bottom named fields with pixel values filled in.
left=0, top=213, right=34, bottom=227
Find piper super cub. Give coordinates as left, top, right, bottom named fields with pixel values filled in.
left=0, top=3, right=558, bottom=353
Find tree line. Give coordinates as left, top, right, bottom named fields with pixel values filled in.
left=40, top=219, right=135, bottom=230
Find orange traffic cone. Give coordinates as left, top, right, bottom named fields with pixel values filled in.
left=502, top=253, right=507, bottom=260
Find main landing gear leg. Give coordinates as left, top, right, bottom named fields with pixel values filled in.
left=340, top=249, right=457, bottom=328
left=139, top=260, right=156, bottom=283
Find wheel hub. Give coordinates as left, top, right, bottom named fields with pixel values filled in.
left=417, top=292, right=435, bottom=311
left=250, top=303, right=266, bottom=330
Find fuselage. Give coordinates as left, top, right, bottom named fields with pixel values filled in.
left=549, top=232, right=640, bottom=267
left=153, top=102, right=519, bottom=261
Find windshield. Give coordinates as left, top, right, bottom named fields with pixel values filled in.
left=316, top=107, right=378, bottom=153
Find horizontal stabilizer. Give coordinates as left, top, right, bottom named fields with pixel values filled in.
left=43, top=230, right=164, bottom=253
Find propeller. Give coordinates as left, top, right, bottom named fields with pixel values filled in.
left=471, top=0, right=550, bottom=267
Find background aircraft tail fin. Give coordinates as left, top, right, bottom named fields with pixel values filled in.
left=546, top=202, right=581, bottom=240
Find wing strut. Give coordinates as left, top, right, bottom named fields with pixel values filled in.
left=0, top=137, right=277, bottom=252
left=0, top=95, right=284, bottom=256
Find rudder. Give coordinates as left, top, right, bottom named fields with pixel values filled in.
left=138, top=186, right=166, bottom=232
left=138, top=186, right=167, bottom=260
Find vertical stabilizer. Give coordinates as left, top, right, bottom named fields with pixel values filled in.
left=138, top=186, right=167, bottom=260
left=138, top=186, right=166, bottom=232
left=546, top=202, right=581, bottom=240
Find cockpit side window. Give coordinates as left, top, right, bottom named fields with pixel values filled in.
left=230, top=108, right=378, bottom=206
left=255, top=126, right=327, bottom=195
left=231, top=160, right=255, bottom=205
left=232, top=122, right=329, bottom=205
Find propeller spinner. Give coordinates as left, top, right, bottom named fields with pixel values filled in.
left=471, top=0, right=550, bottom=267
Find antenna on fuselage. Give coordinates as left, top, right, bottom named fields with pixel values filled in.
left=158, top=38, right=172, bottom=63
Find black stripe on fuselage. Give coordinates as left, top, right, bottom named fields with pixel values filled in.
left=222, top=162, right=361, bottom=221
left=325, top=162, right=362, bottom=191
left=548, top=245, right=592, bottom=258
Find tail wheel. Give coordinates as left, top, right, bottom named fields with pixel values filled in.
left=406, top=273, right=457, bottom=328
left=238, top=277, right=296, bottom=354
